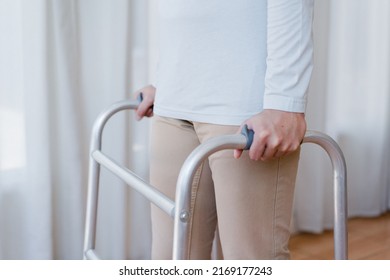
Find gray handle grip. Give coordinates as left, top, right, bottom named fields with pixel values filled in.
left=241, top=125, right=254, bottom=150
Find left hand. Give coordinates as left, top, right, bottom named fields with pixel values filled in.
left=234, top=109, right=306, bottom=161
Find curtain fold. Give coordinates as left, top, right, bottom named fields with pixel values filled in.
left=0, top=0, right=152, bottom=259
left=0, top=0, right=53, bottom=259
left=294, top=0, right=390, bottom=232
left=0, top=0, right=389, bottom=259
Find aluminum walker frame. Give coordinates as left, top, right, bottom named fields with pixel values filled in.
left=83, top=99, right=348, bottom=260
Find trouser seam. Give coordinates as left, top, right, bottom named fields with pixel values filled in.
left=272, top=158, right=282, bottom=259
left=186, top=163, right=204, bottom=259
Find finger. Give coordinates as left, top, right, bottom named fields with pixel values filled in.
left=248, top=134, right=267, bottom=161
left=234, top=149, right=243, bottom=159
left=261, top=144, right=279, bottom=161
left=135, top=93, right=145, bottom=118
left=264, top=140, right=299, bottom=160
left=136, top=93, right=153, bottom=120
left=136, top=104, right=147, bottom=120
left=273, top=141, right=300, bottom=158
left=146, top=108, right=154, bottom=118
left=273, top=150, right=287, bottom=159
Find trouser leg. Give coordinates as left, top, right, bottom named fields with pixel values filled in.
left=194, top=122, right=300, bottom=259
left=149, top=116, right=217, bottom=259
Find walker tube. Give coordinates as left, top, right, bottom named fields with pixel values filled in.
left=84, top=100, right=138, bottom=259
left=172, top=133, right=249, bottom=259
left=173, top=129, right=348, bottom=260
left=92, top=150, right=175, bottom=217
left=85, top=99, right=348, bottom=260
left=303, top=131, right=348, bottom=260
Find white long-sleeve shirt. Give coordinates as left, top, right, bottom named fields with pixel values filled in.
left=154, top=0, right=314, bottom=126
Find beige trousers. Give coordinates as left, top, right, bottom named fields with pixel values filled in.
left=150, top=116, right=300, bottom=260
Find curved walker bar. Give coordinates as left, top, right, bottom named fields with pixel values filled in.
left=83, top=100, right=348, bottom=260
left=83, top=100, right=175, bottom=260
left=173, top=128, right=348, bottom=260
left=84, top=100, right=138, bottom=259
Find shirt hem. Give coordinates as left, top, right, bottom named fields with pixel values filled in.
left=154, top=107, right=259, bottom=126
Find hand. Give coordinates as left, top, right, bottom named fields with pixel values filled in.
left=234, top=109, right=306, bottom=161
left=134, top=85, right=156, bottom=121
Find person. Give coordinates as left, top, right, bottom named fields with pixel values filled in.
left=135, top=0, right=314, bottom=260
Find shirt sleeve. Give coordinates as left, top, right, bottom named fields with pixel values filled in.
left=263, top=0, right=314, bottom=113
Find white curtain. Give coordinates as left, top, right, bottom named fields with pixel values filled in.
left=0, top=0, right=153, bottom=259
left=0, top=0, right=389, bottom=260
left=294, top=0, right=390, bottom=232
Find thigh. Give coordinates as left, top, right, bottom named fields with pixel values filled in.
left=149, top=116, right=217, bottom=259
left=194, top=122, right=300, bottom=259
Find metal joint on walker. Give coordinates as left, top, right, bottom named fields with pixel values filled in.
left=179, top=210, right=190, bottom=223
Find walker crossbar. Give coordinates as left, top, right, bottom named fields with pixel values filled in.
left=92, top=150, right=175, bottom=217
left=83, top=99, right=348, bottom=260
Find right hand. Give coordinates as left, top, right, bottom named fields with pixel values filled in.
left=233, top=109, right=306, bottom=161
left=134, top=85, right=156, bottom=121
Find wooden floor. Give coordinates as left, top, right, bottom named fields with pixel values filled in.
left=289, top=211, right=390, bottom=260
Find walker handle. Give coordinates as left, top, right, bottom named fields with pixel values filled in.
left=137, top=92, right=154, bottom=110
left=241, top=125, right=254, bottom=150
left=137, top=93, right=144, bottom=104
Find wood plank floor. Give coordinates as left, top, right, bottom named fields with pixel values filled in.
left=289, top=211, right=390, bottom=260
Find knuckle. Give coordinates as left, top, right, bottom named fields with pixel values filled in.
left=291, top=142, right=300, bottom=151
left=256, top=130, right=270, bottom=141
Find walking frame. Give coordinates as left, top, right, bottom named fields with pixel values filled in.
left=83, top=99, right=348, bottom=260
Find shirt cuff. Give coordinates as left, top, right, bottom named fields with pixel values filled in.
left=263, top=95, right=307, bottom=113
